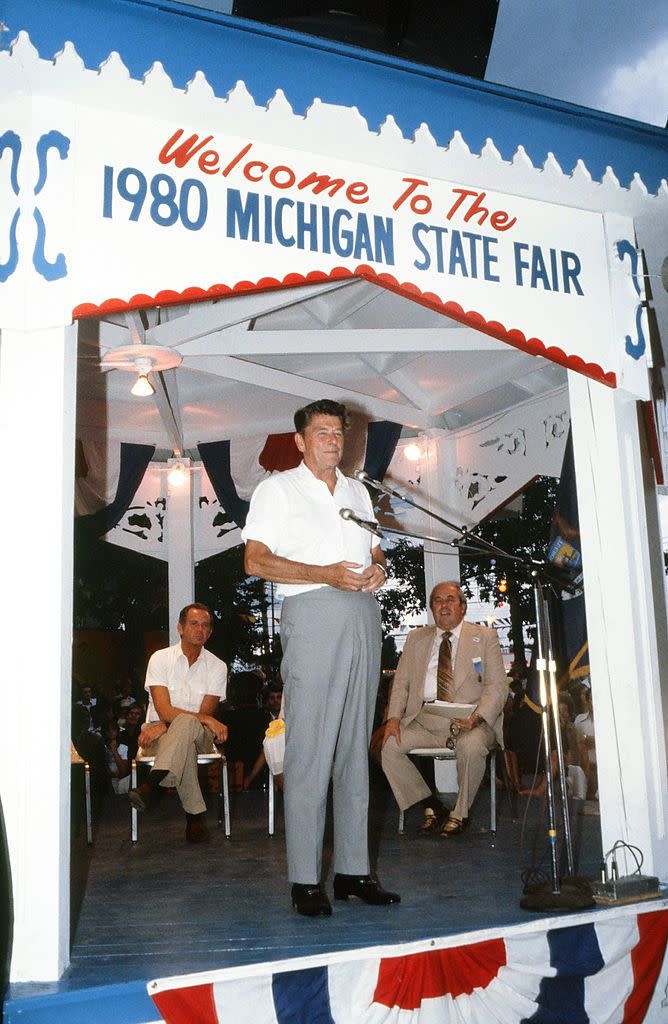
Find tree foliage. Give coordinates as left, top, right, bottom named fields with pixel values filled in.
left=74, top=530, right=431, bottom=681
left=377, top=538, right=426, bottom=629
left=195, top=545, right=271, bottom=672
left=459, top=476, right=558, bottom=665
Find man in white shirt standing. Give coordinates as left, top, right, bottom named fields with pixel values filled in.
left=243, top=399, right=400, bottom=916
left=129, top=603, right=228, bottom=843
left=381, top=582, right=506, bottom=837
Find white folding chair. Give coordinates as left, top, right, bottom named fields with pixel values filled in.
left=130, top=748, right=230, bottom=841
left=398, top=746, right=498, bottom=836
left=71, top=742, right=93, bottom=845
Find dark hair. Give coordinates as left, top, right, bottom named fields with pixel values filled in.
left=294, top=399, right=347, bottom=434
left=178, top=602, right=213, bottom=627
left=558, top=691, right=575, bottom=720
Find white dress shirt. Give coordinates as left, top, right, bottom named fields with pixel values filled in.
left=144, top=642, right=227, bottom=723
left=241, top=460, right=380, bottom=597
left=423, top=621, right=464, bottom=703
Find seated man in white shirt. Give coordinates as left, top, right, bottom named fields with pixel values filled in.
left=128, top=603, right=228, bottom=843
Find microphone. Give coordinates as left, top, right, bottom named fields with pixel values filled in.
left=339, top=507, right=382, bottom=537
left=354, top=469, right=394, bottom=496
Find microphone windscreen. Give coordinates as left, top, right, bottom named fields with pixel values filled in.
left=339, top=507, right=353, bottom=520
left=355, top=470, right=369, bottom=482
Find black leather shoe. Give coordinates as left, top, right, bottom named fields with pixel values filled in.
left=333, top=874, right=401, bottom=905
left=291, top=884, right=332, bottom=917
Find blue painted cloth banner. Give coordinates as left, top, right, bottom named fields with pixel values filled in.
left=150, top=905, right=668, bottom=1023
left=75, top=442, right=155, bottom=540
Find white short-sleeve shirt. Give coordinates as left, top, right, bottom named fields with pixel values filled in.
left=241, top=461, right=380, bottom=598
left=144, top=642, right=227, bottom=723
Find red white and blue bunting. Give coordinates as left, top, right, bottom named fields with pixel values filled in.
left=149, top=903, right=668, bottom=1024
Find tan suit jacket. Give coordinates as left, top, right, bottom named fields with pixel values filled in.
left=386, top=621, right=507, bottom=744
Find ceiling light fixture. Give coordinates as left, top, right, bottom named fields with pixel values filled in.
left=129, top=356, right=156, bottom=397
left=404, top=442, right=422, bottom=462
left=131, top=373, right=155, bottom=397
left=168, top=460, right=187, bottom=487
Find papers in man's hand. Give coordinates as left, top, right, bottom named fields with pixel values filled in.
left=422, top=701, right=477, bottom=719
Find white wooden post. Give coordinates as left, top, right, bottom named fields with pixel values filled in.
left=421, top=432, right=462, bottom=599
left=419, top=433, right=461, bottom=792
left=167, top=456, right=195, bottom=643
left=569, top=371, right=668, bottom=879
left=0, top=324, right=77, bottom=981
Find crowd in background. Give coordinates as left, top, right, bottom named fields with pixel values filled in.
left=71, top=671, right=284, bottom=815
left=503, top=666, right=597, bottom=801
left=72, top=655, right=597, bottom=828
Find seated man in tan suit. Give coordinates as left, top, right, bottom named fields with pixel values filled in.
left=381, top=581, right=507, bottom=836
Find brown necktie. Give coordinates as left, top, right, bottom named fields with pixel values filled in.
left=436, top=631, right=453, bottom=701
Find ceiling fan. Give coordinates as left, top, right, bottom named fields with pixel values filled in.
left=100, top=345, right=182, bottom=396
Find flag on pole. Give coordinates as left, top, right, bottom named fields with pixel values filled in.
left=548, top=429, right=588, bottom=683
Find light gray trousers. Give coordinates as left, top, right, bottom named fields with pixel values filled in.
left=280, top=588, right=382, bottom=884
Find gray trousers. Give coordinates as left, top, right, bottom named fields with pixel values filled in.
left=381, top=709, right=496, bottom=821
left=281, top=588, right=382, bottom=884
left=143, top=714, right=215, bottom=815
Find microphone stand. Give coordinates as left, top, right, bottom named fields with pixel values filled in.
left=359, top=470, right=577, bottom=902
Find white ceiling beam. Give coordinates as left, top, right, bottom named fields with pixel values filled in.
left=152, top=369, right=185, bottom=455
left=123, top=311, right=146, bottom=346
left=98, top=321, right=131, bottom=350
left=182, top=355, right=432, bottom=428
left=385, top=367, right=434, bottom=412
left=175, top=326, right=501, bottom=357
left=300, top=280, right=379, bottom=327
left=357, top=353, right=430, bottom=411
left=428, top=351, right=533, bottom=417
left=145, top=279, right=360, bottom=348
left=358, top=352, right=425, bottom=375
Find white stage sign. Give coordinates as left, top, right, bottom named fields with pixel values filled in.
left=0, top=40, right=651, bottom=395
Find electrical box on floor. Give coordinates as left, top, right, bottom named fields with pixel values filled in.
left=592, top=875, right=661, bottom=904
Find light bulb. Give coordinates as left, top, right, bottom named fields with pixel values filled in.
left=168, top=463, right=187, bottom=487
left=404, top=442, right=422, bottom=462
left=131, top=373, right=155, bottom=397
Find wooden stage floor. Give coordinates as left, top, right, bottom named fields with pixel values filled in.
left=71, top=768, right=604, bottom=983
left=7, top=768, right=609, bottom=1021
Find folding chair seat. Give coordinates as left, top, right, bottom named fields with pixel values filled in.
left=130, top=748, right=230, bottom=841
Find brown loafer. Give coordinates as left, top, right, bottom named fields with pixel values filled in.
left=440, top=814, right=467, bottom=836
left=417, top=807, right=445, bottom=835
left=185, top=816, right=210, bottom=843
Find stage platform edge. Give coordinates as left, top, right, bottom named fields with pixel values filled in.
left=6, top=896, right=668, bottom=1024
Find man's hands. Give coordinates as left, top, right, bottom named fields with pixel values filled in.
left=452, top=711, right=482, bottom=733
left=139, top=721, right=168, bottom=748
left=321, top=561, right=386, bottom=593
left=199, top=714, right=228, bottom=745
left=139, top=716, right=228, bottom=747
left=381, top=717, right=401, bottom=749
